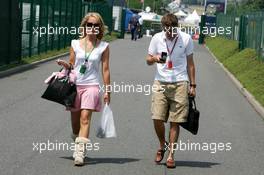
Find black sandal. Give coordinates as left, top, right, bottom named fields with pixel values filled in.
left=155, top=142, right=169, bottom=163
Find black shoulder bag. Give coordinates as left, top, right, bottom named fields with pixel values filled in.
left=180, top=97, right=200, bottom=135
left=41, top=68, right=77, bottom=107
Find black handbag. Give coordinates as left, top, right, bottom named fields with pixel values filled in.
left=41, top=69, right=77, bottom=107
left=180, top=97, right=200, bottom=135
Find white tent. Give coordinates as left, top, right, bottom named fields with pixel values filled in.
left=138, top=12, right=160, bottom=21
left=184, top=10, right=201, bottom=26
left=192, top=10, right=200, bottom=19
left=174, top=10, right=187, bottom=17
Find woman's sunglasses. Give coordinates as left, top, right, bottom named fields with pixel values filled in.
left=86, top=22, right=100, bottom=28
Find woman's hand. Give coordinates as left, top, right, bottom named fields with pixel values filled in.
left=56, top=59, right=70, bottom=69
left=104, top=92, right=110, bottom=104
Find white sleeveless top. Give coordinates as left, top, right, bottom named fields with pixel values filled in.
left=71, top=39, right=109, bottom=85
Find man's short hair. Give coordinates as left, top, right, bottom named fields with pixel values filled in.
left=161, top=13, right=178, bottom=27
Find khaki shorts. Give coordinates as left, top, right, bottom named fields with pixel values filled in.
left=151, top=80, right=189, bottom=123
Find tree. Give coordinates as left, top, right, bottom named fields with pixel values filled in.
left=227, top=0, right=264, bottom=14
left=244, top=0, right=264, bottom=10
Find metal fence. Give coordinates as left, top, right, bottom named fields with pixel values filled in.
left=0, top=0, right=21, bottom=66
left=216, top=11, right=264, bottom=60
left=20, top=0, right=113, bottom=58
left=181, top=0, right=199, bottom=5
left=142, top=20, right=162, bottom=36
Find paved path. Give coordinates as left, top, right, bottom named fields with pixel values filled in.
left=0, top=35, right=263, bottom=175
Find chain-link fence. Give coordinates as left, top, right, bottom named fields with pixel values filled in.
left=216, top=13, right=240, bottom=40
left=0, top=0, right=21, bottom=66
left=216, top=11, right=264, bottom=60
left=20, top=0, right=113, bottom=58
left=0, top=1, right=128, bottom=67
left=21, top=0, right=82, bottom=57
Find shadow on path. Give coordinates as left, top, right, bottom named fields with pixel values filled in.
left=159, top=160, right=220, bottom=168
left=60, top=156, right=140, bottom=166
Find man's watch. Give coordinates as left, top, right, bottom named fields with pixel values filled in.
left=190, top=84, right=197, bottom=88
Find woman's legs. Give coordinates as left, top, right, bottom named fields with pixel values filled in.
left=71, top=111, right=81, bottom=136
left=79, top=109, right=93, bottom=138
left=74, top=109, right=93, bottom=166
left=71, top=111, right=81, bottom=159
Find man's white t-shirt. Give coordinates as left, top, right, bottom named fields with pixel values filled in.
left=148, top=30, right=194, bottom=83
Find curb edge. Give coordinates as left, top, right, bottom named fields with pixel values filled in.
left=0, top=52, right=69, bottom=78
left=205, top=45, right=264, bottom=120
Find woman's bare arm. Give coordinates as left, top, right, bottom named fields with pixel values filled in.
left=101, top=46, right=111, bottom=103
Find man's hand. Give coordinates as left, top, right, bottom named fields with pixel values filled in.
left=153, top=55, right=162, bottom=62
left=188, top=86, right=196, bottom=97
left=146, top=54, right=162, bottom=65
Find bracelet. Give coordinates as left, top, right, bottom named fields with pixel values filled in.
left=69, top=63, right=74, bottom=70
left=190, top=84, right=197, bottom=88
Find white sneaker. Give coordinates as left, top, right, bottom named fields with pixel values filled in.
left=74, top=137, right=90, bottom=166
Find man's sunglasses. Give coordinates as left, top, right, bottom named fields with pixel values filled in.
left=86, top=22, right=100, bottom=28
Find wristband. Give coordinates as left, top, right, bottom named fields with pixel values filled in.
left=190, top=84, right=197, bottom=88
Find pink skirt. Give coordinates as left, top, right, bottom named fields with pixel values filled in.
left=67, top=85, right=102, bottom=112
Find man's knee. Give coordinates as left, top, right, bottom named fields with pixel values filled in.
left=170, top=122, right=180, bottom=129
left=153, top=119, right=165, bottom=125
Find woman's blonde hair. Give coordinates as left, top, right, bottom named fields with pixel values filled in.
left=79, top=12, right=105, bottom=40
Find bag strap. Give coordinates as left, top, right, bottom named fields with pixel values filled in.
left=189, top=96, right=197, bottom=110
left=192, top=98, right=197, bottom=110
left=59, top=67, right=72, bottom=76
left=67, top=68, right=71, bottom=76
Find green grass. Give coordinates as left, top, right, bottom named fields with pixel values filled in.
left=205, top=37, right=239, bottom=62
left=0, top=32, right=119, bottom=72
left=206, top=37, right=264, bottom=107
left=102, top=31, right=119, bottom=42
left=0, top=47, right=70, bottom=72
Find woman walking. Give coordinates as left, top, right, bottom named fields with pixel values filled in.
left=56, top=12, right=110, bottom=166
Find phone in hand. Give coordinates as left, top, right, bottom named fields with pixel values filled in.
left=160, top=52, right=167, bottom=63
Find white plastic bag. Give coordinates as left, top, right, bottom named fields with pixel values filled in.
left=96, top=104, right=117, bottom=138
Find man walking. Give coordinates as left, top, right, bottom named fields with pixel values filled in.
left=128, top=14, right=139, bottom=41
left=146, top=14, right=196, bottom=168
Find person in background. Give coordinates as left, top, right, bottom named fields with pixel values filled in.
left=128, top=14, right=139, bottom=41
